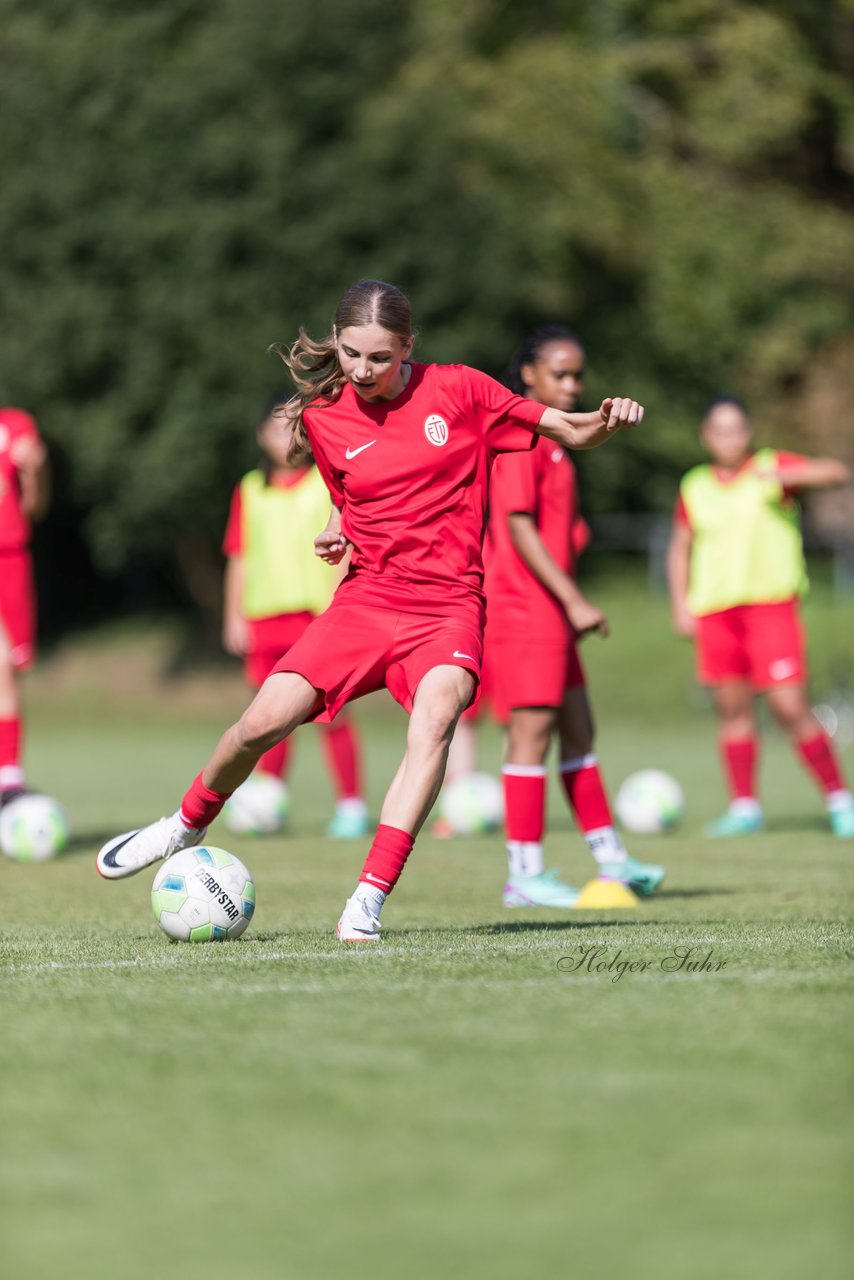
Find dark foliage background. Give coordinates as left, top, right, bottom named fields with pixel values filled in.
left=1, top=0, right=852, bottom=630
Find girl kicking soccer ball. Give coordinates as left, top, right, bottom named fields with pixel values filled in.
left=97, top=280, right=643, bottom=940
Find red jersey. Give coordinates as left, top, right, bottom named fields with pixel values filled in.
left=485, top=435, right=589, bottom=638
left=303, top=363, right=543, bottom=609
left=0, top=408, right=41, bottom=552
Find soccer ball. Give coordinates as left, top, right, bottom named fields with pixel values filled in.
left=151, top=846, right=255, bottom=942
left=440, top=772, right=504, bottom=835
left=222, top=773, right=289, bottom=835
left=0, top=794, right=70, bottom=862
left=615, top=770, right=684, bottom=835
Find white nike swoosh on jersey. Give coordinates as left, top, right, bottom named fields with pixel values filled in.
left=453, top=650, right=476, bottom=662
left=364, top=872, right=386, bottom=884
left=345, top=441, right=377, bottom=459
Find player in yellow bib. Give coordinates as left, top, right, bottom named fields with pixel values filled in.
left=668, top=397, right=853, bottom=838
left=222, top=401, right=368, bottom=837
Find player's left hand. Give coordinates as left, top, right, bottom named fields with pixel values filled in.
left=314, top=530, right=350, bottom=565
left=599, top=398, right=644, bottom=432
left=567, top=598, right=609, bottom=638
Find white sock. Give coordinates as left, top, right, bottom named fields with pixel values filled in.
left=336, top=797, right=368, bottom=817
left=354, top=882, right=386, bottom=915
left=176, top=810, right=206, bottom=833
left=585, top=825, right=628, bottom=867
left=826, top=789, right=853, bottom=812
left=507, top=841, right=544, bottom=877
left=0, top=765, right=25, bottom=789
left=729, top=797, right=763, bottom=818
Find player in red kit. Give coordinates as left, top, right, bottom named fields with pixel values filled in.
left=0, top=408, right=51, bottom=801
left=97, top=281, right=644, bottom=941
left=486, top=328, right=664, bottom=904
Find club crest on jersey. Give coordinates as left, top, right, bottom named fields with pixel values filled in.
left=424, top=414, right=449, bottom=447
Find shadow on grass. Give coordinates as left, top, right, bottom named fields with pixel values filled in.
left=65, top=833, right=120, bottom=854
left=654, top=887, right=737, bottom=899
left=763, top=814, right=834, bottom=835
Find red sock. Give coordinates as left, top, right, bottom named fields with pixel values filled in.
left=721, top=738, right=758, bottom=800
left=559, top=754, right=613, bottom=832
left=796, top=732, right=846, bottom=796
left=179, top=772, right=231, bottom=828
left=358, top=824, right=414, bottom=894
left=0, top=717, right=23, bottom=788
left=502, top=766, right=547, bottom=843
left=322, top=720, right=362, bottom=800
left=0, top=717, right=22, bottom=768
left=257, top=738, right=291, bottom=781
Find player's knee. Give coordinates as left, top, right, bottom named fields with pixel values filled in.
left=234, top=708, right=283, bottom=755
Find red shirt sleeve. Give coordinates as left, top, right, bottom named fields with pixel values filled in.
left=492, top=446, right=539, bottom=516
left=460, top=367, right=541, bottom=455
left=4, top=408, right=41, bottom=445
left=673, top=493, right=691, bottom=529
left=222, top=484, right=243, bottom=556
left=571, top=515, right=591, bottom=559
left=303, top=410, right=345, bottom=508
left=775, top=450, right=809, bottom=500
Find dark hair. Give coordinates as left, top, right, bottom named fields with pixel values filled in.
left=702, top=395, right=750, bottom=420
left=273, top=279, right=413, bottom=459
left=504, top=325, right=585, bottom=396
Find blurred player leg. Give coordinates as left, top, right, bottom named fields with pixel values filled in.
left=558, top=686, right=664, bottom=895
left=707, top=681, right=764, bottom=836
left=501, top=707, right=579, bottom=908
left=767, top=684, right=854, bottom=838
left=321, top=716, right=369, bottom=838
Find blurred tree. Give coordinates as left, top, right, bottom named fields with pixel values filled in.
left=0, top=0, right=851, bottom=626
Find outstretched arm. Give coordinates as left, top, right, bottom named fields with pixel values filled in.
left=758, top=456, right=852, bottom=490
left=534, top=398, right=643, bottom=451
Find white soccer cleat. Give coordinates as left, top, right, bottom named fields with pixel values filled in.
left=335, top=893, right=382, bottom=942
left=96, top=814, right=207, bottom=880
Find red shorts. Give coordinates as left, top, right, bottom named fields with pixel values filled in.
left=271, top=587, right=483, bottom=723
left=695, top=599, right=806, bottom=688
left=245, top=612, right=315, bottom=688
left=0, top=550, right=36, bottom=671
left=465, top=636, right=586, bottom=723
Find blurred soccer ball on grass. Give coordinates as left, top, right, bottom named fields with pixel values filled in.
left=222, top=773, right=289, bottom=835
left=0, top=794, right=70, bottom=862
left=440, top=771, right=504, bottom=835
left=615, top=769, right=683, bottom=835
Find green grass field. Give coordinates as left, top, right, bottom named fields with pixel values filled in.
left=1, top=569, right=852, bottom=1280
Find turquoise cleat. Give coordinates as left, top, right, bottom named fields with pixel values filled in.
left=503, top=868, right=580, bottom=909
left=706, top=806, right=765, bottom=838
left=326, top=802, right=370, bottom=839
left=600, top=854, right=665, bottom=897
left=829, top=796, right=854, bottom=839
